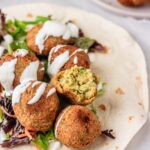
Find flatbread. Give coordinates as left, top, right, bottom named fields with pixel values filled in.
left=2, top=3, right=149, bottom=150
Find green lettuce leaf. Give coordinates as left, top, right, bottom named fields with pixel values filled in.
left=45, top=129, right=55, bottom=141
left=23, top=16, right=51, bottom=25
left=97, top=82, right=106, bottom=96
left=33, top=129, right=55, bottom=150
left=90, top=103, right=97, bottom=115
left=0, top=109, right=3, bottom=122
left=76, top=37, right=95, bottom=49
left=33, top=134, right=49, bottom=150
left=6, top=16, right=51, bottom=51
left=7, top=44, right=13, bottom=54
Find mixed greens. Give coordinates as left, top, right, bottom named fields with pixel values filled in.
left=97, top=82, right=106, bottom=96
left=0, top=96, right=29, bottom=148
left=4, top=13, right=105, bottom=54
left=6, top=16, right=51, bottom=51
left=0, top=95, right=56, bottom=148
left=0, top=11, right=56, bottom=149
left=33, top=129, right=55, bottom=150
left=90, top=103, right=97, bottom=115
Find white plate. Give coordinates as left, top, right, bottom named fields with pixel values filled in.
left=93, top=0, right=150, bottom=19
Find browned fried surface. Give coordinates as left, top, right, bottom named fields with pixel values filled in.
left=118, top=0, right=148, bottom=6
left=13, top=81, right=59, bottom=131
left=0, top=53, right=44, bottom=88
left=55, top=105, right=101, bottom=149
left=49, top=45, right=90, bottom=71
left=27, top=24, right=67, bottom=55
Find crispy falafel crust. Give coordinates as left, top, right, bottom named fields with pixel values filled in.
left=0, top=53, right=44, bottom=88
left=13, top=82, right=59, bottom=131
left=49, top=45, right=90, bottom=70
left=55, top=105, right=101, bottom=149
left=27, top=24, right=68, bottom=55
left=118, top=0, right=148, bottom=6
left=51, top=69, right=96, bottom=105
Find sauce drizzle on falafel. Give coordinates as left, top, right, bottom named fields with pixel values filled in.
left=48, top=46, right=87, bottom=76
left=12, top=81, right=32, bottom=106
left=28, top=82, right=47, bottom=104
left=13, top=49, right=29, bottom=57
left=35, top=21, right=79, bottom=53
left=0, top=59, right=17, bottom=92
left=20, top=60, right=40, bottom=83
left=46, top=87, right=56, bottom=98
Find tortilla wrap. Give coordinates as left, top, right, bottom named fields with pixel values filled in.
left=2, top=3, right=149, bottom=150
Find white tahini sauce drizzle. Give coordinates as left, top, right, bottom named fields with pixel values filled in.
left=46, top=88, right=56, bottom=98
left=53, top=45, right=65, bottom=53
left=0, top=46, right=5, bottom=57
left=55, top=106, right=71, bottom=138
left=73, top=56, right=78, bottom=64
left=97, top=82, right=102, bottom=91
left=28, top=82, right=47, bottom=105
left=68, top=48, right=84, bottom=58
left=0, top=59, right=17, bottom=92
left=48, top=48, right=85, bottom=76
left=32, top=81, right=41, bottom=88
left=0, top=128, right=7, bottom=144
left=13, top=49, right=28, bottom=57
left=35, top=21, right=79, bottom=53
left=1, top=90, right=13, bottom=97
left=48, top=45, right=66, bottom=63
left=50, top=141, right=62, bottom=150
left=48, top=51, right=70, bottom=76
left=12, top=81, right=31, bottom=106
left=20, top=61, right=39, bottom=83
left=3, top=34, right=13, bottom=44
left=88, top=53, right=96, bottom=62
left=84, top=49, right=88, bottom=53
left=67, top=23, right=79, bottom=38
left=26, top=25, right=34, bottom=31
left=40, top=67, right=45, bottom=71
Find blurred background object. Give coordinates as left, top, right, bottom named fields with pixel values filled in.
left=118, top=0, right=149, bottom=7
left=93, top=0, right=150, bottom=18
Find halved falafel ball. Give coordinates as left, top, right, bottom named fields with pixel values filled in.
left=118, top=0, right=148, bottom=6
left=12, top=81, right=59, bottom=131
left=47, top=45, right=90, bottom=76
left=27, top=24, right=68, bottom=55
left=55, top=105, right=101, bottom=149
left=0, top=49, right=44, bottom=89
left=52, top=66, right=99, bottom=105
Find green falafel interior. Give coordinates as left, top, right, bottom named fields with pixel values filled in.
left=58, top=66, right=99, bottom=102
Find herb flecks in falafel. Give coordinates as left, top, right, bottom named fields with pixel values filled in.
left=52, top=66, right=99, bottom=105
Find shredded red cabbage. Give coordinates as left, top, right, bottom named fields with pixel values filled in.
left=0, top=96, right=16, bottom=133
left=0, top=96, right=31, bottom=147
left=0, top=9, right=6, bottom=37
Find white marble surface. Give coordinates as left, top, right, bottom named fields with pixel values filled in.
left=0, top=0, right=150, bottom=150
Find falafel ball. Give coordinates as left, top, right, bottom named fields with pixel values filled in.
left=12, top=80, right=59, bottom=131
left=52, top=66, right=99, bottom=105
left=0, top=49, right=44, bottom=90
left=55, top=105, right=101, bottom=149
left=118, top=0, right=148, bottom=6
left=27, top=24, right=68, bottom=55
left=47, top=45, right=90, bottom=76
